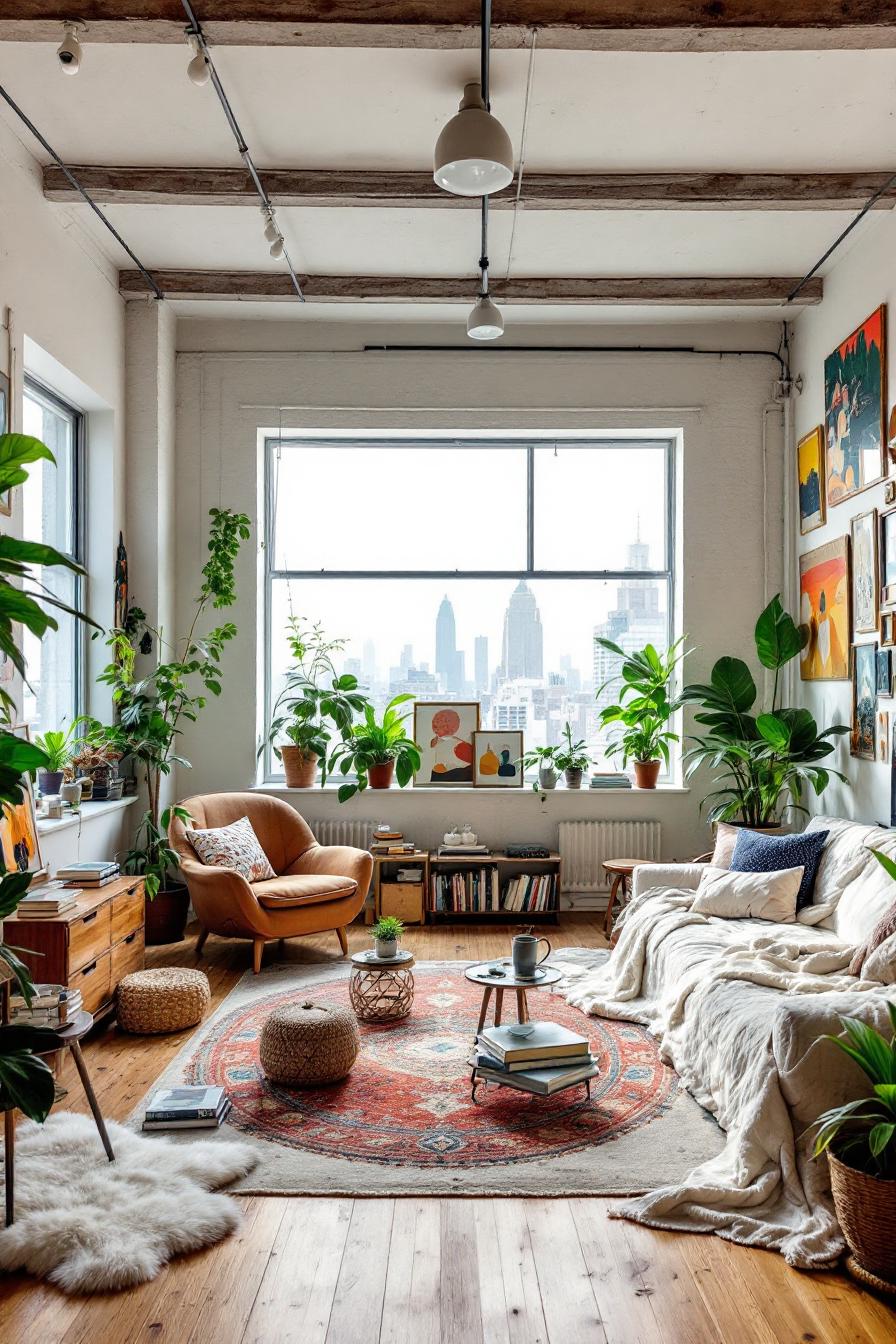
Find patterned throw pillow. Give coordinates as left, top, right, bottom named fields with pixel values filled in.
left=186, top=816, right=275, bottom=882
left=849, top=898, right=896, bottom=977
left=729, top=827, right=829, bottom=911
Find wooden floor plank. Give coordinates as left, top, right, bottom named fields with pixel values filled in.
left=484, top=1198, right=548, bottom=1344
left=380, top=1199, right=440, bottom=1344
left=440, top=1200, right=485, bottom=1344
left=325, top=1199, right=394, bottom=1344
left=241, top=1197, right=353, bottom=1344
left=570, top=1197, right=664, bottom=1344
left=183, top=1197, right=288, bottom=1344
left=526, top=1200, right=607, bottom=1344
left=616, top=1220, right=722, bottom=1344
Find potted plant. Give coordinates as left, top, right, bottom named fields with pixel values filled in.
left=32, top=724, right=77, bottom=797
left=519, top=744, right=562, bottom=791
left=680, top=595, right=849, bottom=826
left=596, top=637, right=689, bottom=789
left=329, top=696, right=421, bottom=802
left=810, top=999, right=896, bottom=1287
left=70, top=718, right=128, bottom=800
left=371, top=914, right=404, bottom=959
left=94, top=506, right=251, bottom=944
left=554, top=722, right=591, bottom=789
left=260, top=617, right=367, bottom=787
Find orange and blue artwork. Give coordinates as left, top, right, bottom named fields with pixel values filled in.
left=473, top=731, right=524, bottom=788
left=824, top=305, right=886, bottom=507
left=799, top=537, right=850, bottom=681
left=413, top=702, right=479, bottom=786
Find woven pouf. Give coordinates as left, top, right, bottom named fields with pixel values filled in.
left=116, top=967, right=211, bottom=1035
left=259, top=1000, right=360, bottom=1087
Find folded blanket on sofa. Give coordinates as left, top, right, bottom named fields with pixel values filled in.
left=554, top=884, right=896, bottom=1268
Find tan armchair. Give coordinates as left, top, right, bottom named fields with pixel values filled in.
left=168, top=792, right=373, bottom=973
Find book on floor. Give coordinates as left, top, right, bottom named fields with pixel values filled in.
left=472, top=1060, right=599, bottom=1096
left=478, top=1021, right=590, bottom=1064
left=143, top=1100, right=232, bottom=1131
left=144, top=1085, right=228, bottom=1122
left=473, top=1046, right=594, bottom=1073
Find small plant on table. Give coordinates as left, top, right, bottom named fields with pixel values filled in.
left=371, top=915, right=404, bottom=959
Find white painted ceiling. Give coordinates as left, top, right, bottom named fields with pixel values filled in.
left=0, top=40, right=893, bottom=323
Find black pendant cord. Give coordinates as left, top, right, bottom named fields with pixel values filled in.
left=181, top=0, right=305, bottom=302
left=787, top=167, right=896, bottom=303
left=479, top=196, right=490, bottom=298
left=481, top=0, right=492, bottom=109
left=0, top=82, right=163, bottom=300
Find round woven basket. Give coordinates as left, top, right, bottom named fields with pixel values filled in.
left=116, top=967, right=211, bottom=1035
left=829, top=1151, right=896, bottom=1288
left=260, top=1000, right=360, bottom=1087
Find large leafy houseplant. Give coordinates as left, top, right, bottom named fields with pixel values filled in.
left=679, top=595, right=848, bottom=826
left=329, top=695, right=421, bottom=802
left=260, top=617, right=367, bottom=787
left=91, top=507, right=251, bottom=903
left=596, top=637, right=688, bottom=787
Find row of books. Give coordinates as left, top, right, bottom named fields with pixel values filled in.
left=501, top=874, right=556, bottom=913
left=429, top=870, right=557, bottom=914
left=142, top=1085, right=231, bottom=1131
left=9, top=983, right=82, bottom=1026
left=470, top=1022, right=598, bottom=1097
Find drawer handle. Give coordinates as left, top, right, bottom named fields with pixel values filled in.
left=81, top=961, right=97, bottom=976
left=81, top=911, right=98, bottom=926
left=124, top=931, right=136, bottom=945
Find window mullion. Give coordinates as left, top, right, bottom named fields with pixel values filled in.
left=526, top=444, right=535, bottom=574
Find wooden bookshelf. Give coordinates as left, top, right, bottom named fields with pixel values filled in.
left=427, top=851, right=561, bottom=924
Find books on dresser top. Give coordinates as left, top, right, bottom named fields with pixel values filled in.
left=18, top=881, right=80, bottom=915
left=143, top=1085, right=231, bottom=1130
left=55, top=860, right=119, bottom=880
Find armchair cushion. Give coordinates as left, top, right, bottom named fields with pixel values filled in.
left=186, top=815, right=276, bottom=882
left=254, top=874, right=358, bottom=910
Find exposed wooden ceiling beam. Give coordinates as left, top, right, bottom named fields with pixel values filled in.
left=117, top=270, right=823, bottom=305
left=2, top=3, right=895, bottom=50
left=44, top=166, right=896, bottom=211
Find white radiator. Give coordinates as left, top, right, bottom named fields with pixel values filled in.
left=314, top=818, right=377, bottom=850
left=558, top=820, right=662, bottom=910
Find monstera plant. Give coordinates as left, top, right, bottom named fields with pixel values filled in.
left=680, top=595, right=849, bottom=826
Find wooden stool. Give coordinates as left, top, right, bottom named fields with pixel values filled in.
left=602, top=859, right=653, bottom=936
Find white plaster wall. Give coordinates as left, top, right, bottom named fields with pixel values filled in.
left=791, top=212, right=896, bottom=829
left=171, top=336, right=786, bottom=863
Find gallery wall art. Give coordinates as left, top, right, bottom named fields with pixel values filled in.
left=824, top=305, right=887, bottom=506
left=852, top=642, right=877, bottom=760
left=413, top=702, right=478, bottom=786
left=797, top=426, right=825, bottom=534
left=473, top=730, right=524, bottom=788
left=799, top=537, right=851, bottom=681
left=850, top=509, right=879, bottom=635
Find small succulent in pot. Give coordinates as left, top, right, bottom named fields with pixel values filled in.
left=371, top=915, right=404, bottom=959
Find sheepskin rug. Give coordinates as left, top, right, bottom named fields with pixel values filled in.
left=0, top=1111, right=257, bottom=1293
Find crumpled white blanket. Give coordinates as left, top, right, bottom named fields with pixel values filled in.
left=553, top=886, right=896, bottom=1268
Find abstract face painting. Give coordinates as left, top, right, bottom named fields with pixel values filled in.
left=799, top=538, right=851, bottom=681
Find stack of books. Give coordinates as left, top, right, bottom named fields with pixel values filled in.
left=589, top=771, right=632, bottom=790
left=142, top=1085, right=231, bottom=1131
left=501, top=873, right=556, bottom=913
left=9, top=983, right=82, bottom=1026
left=431, top=866, right=500, bottom=913
left=16, top=881, right=80, bottom=917
left=371, top=830, right=417, bottom=856
left=471, top=1022, right=598, bottom=1097
left=57, top=860, right=120, bottom=888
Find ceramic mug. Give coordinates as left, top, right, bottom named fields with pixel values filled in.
left=512, top=934, right=551, bottom=979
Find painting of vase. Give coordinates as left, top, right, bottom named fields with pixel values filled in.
left=473, top=731, right=524, bottom=788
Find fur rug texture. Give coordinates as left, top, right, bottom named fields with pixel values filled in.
left=0, top=1111, right=257, bottom=1293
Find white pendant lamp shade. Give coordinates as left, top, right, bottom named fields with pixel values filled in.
left=467, top=294, right=504, bottom=341
left=434, top=83, right=513, bottom=197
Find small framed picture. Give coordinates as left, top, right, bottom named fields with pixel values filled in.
left=852, top=642, right=877, bottom=760
left=473, top=730, right=524, bottom=788
left=851, top=509, right=879, bottom=635
left=880, top=506, right=896, bottom=608
left=878, top=647, right=893, bottom=696
left=882, top=612, right=896, bottom=647
left=797, top=426, right=825, bottom=534
left=413, top=702, right=479, bottom=787
left=0, top=727, right=46, bottom=879
left=879, top=709, right=891, bottom=762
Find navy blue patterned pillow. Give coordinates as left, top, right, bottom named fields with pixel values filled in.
left=729, top=828, right=829, bottom=911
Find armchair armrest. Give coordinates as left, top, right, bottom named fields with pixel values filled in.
left=177, top=854, right=264, bottom=929
left=631, top=862, right=705, bottom=900
left=287, top=843, right=373, bottom=894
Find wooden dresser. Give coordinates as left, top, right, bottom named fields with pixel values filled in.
left=5, top=876, right=145, bottom=1017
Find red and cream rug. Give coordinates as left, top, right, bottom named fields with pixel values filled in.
left=132, top=959, right=724, bottom=1196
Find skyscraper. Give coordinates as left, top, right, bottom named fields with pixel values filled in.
left=501, top=580, right=543, bottom=680
left=593, top=535, right=666, bottom=716
left=435, top=595, right=462, bottom=693
left=474, top=635, right=489, bottom=695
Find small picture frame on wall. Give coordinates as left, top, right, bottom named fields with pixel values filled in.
left=851, top=642, right=877, bottom=760
left=877, top=647, right=892, bottom=696
left=883, top=612, right=896, bottom=648
left=0, top=369, right=10, bottom=517
left=825, top=304, right=887, bottom=506
left=473, top=730, right=524, bottom=788
left=797, top=426, right=825, bottom=534
left=880, top=506, right=896, bottom=608
left=879, top=709, right=891, bottom=763
left=851, top=509, right=879, bottom=635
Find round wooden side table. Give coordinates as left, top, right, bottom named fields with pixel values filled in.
left=464, top=960, right=563, bottom=1040
left=602, top=858, right=654, bottom=936
left=349, top=950, right=416, bottom=1023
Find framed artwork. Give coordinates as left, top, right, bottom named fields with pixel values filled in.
left=797, top=426, right=826, bottom=534
left=882, top=612, right=896, bottom=648
left=412, top=702, right=478, bottom=786
left=851, top=642, right=877, bottom=760
left=473, top=730, right=524, bottom=788
left=0, top=368, right=10, bottom=517
left=0, top=730, right=45, bottom=879
left=799, top=537, right=851, bottom=680
left=825, top=304, right=887, bottom=507
left=851, top=509, right=879, bottom=634
left=880, top=506, right=896, bottom=608
left=877, top=647, right=892, bottom=696
left=879, top=710, right=891, bottom=763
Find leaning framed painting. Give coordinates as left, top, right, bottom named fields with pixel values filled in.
left=824, top=304, right=887, bottom=507
left=852, top=642, right=877, bottom=760
left=0, top=368, right=10, bottom=516
left=0, top=762, right=45, bottom=880
left=412, top=702, right=479, bottom=786
left=799, top=537, right=851, bottom=681
left=851, top=509, right=878, bottom=635
left=473, top=730, right=524, bottom=788
left=797, top=426, right=825, bottom=534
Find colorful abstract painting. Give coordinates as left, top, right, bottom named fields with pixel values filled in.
left=852, top=642, right=877, bottom=759
left=413, top=702, right=479, bottom=786
left=825, top=305, right=886, bottom=507
left=799, top=537, right=851, bottom=681
left=473, top=730, right=524, bottom=788
left=0, top=775, right=43, bottom=878
left=797, top=426, right=825, bottom=534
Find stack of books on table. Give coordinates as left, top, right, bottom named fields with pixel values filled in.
left=57, top=860, right=120, bottom=888
left=371, top=830, right=417, bottom=856
left=9, top=983, right=82, bottom=1026
left=471, top=1022, right=598, bottom=1096
left=16, top=880, right=80, bottom=917
left=589, top=771, right=633, bottom=790
left=142, top=1085, right=231, bottom=1131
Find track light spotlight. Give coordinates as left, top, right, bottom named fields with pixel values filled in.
left=57, top=21, right=85, bottom=75
left=186, top=32, right=209, bottom=86
left=467, top=294, right=504, bottom=341
left=434, top=82, right=513, bottom=197
left=269, top=236, right=284, bottom=259
left=264, top=214, right=280, bottom=245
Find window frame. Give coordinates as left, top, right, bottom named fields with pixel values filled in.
left=22, top=374, right=86, bottom=726
left=262, top=433, right=676, bottom=783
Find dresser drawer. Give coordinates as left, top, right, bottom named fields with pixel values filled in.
left=69, top=903, right=112, bottom=974
left=71, top=951, right=111, bottom=1015
left=110, top=881, right=144, bottom=943
left=112, top=927, right=144, bottom=983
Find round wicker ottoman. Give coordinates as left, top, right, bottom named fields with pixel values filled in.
left=259, top=1000, right=360, bottom=1087
left=116, top=967, right=211, bottom=1034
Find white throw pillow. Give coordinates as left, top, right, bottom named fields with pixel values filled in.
left=860, top=930, right=896, bottom=984
left=692, top=864, right=803, bottom=923
left=804, top=815, right=881, bottom=908
left=831, top=832, right=896, bottom=944
left=186, top=816, right=275, bottom=882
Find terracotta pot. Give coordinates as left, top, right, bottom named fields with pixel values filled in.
left=564, top=767, right=584, bottom=790
left=829, top=1151, right=896, bottom=1283
left=634, top=759, right=661, bottom=789
left=368, top=760, right=395, bottom=790
left=281, top=746, right=318, bottom=788
left=145, top=881, right=190, bottom=946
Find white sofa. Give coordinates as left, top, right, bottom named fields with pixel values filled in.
left=560, top=815, right=896, bottom=1268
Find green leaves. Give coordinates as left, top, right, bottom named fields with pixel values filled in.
left=811, top=1014, right=896, bottom=1177
left=870, top=847, right=896, bottom=885
left=754, top=594, right=807, bottom=671
left=0, top=433, right=54, bottom=490
left=0, top=1025, right=58, bottom=1121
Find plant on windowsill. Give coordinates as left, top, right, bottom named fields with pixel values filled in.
left=371, top=914, right=404, bottom=959
left=679, top=595, right=849, bottom=827
left=552, top=723, right=591, bottom=789
left=519, top=744, right=564, bottom=791
left=32, top=722, right=78, bottom=798
left=91, top=506, right=251, bottom=945
left=595, top=636, right=689, bottom=789
left=259, top=616, right=368, bottom=787
left=329, top=696, right=421, bottom=802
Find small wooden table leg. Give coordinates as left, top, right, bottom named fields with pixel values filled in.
left=515, top=989, right=530, bottom=1023
left=604, top=874, right=625, bottom=937
left=69, top=1040, right=114, bottom=1162
left=3, top=1108, right=14, bottom=1227
left=494, top=987, right=504, bottom=1026
left=476, top=986, right=494, bottom=1038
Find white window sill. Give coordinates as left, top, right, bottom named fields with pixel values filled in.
left=256, top=782, right=690, bottom=796
left=36, top=795, right=138, bottom=837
